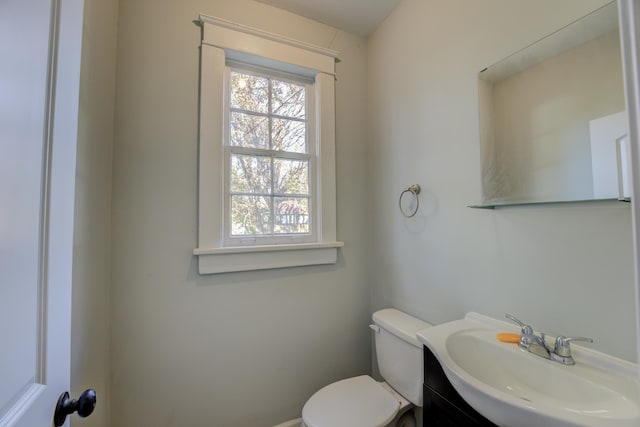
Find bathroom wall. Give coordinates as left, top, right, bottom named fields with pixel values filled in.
left=71, top=0, right=119, bottom=425
left=110, top=0, right=370, bottom=426
left=368, top=0, right=638, bottom=362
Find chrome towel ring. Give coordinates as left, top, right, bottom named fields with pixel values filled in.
left=399, top=184, right=421, bottom=217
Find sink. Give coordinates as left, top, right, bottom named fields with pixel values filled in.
left=416, top=313, right=640, bottom=427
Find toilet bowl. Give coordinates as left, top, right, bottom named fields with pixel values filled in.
left=302, top=376, right=411, bottom=427
left=301, top=309, right=431, bottom=427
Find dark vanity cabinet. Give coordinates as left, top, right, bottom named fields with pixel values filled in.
left=423, top=346, right=498, bottom=426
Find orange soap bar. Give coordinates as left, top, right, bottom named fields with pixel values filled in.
left=497, top=332, right=520, bottom=343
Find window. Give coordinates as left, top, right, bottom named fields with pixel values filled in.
left=225, top=66, right=314, bottom=245
left=194, top=16, right=343, bottom=274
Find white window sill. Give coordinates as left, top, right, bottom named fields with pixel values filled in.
left=193, top=241, right=344, bottom=274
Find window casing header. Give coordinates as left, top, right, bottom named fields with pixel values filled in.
left=199, top=14, right=339, bottom=77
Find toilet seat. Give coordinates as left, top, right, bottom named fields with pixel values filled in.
left=302, top=375, right=400, bottom=427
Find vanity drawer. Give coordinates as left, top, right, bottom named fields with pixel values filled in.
left=423, top=346, right=497, bottom=426
left=424, top=385, right=489, bottom=426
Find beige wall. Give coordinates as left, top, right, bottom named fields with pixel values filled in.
left=110, top=0, right=370, bottom=426
left=368, top=0, right=638, bottom=362
left=71, top=0, right=118, bottom=426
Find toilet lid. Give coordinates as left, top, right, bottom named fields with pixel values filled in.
left=302, top=375, right=400, bottom=427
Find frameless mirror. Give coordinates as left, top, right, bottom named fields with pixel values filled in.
left=477, top=1, right=628, bottom=206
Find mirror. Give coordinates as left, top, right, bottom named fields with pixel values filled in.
left=477, top=1, right=628, bottom=206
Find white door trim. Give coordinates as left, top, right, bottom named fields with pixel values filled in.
left=619, top=0, right=640, bottom=368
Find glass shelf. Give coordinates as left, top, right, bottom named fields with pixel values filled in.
left=468, top=198, right=629, bottom=209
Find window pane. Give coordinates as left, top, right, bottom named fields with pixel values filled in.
left=225, top=68, right=315, bottom=241
left=231, top=154, right=272, bottom=194
left=272, top=80, right=305, bottom=119
left=230, top=71, right=268, bottom=113
left=274, top=197, right=309, bottom=234
left=274, top=158, right=308, bottom=195
left=230, top=111, right=269, bottom=148
left=231, top=195, right=271, bottom=235
left=272, top=118, right=306, bottom=153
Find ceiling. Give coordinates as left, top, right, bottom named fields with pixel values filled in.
left=255, top=0, right=402, bottom=36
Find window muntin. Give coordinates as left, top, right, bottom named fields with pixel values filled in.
left=224, top=66, right=315, bottom=244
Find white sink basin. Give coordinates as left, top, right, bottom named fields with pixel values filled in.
left=416, top=313, right=640, bottom=427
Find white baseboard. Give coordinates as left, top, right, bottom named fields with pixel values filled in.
left=272, top=418, right=302, bottom=427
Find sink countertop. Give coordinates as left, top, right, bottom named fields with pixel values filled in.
left=416, top=312, right=640, bottom=427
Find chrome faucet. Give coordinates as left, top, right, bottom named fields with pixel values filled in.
left=549, top=335, right=594, bottom=365
left=505, top=314, right=550, bottom=358
left=505, top=314, right=593, bottom=365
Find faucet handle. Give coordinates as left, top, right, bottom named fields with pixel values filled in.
left=505, top=314, right=534, bottom=335
left=554, top=336, right=594, bottom=357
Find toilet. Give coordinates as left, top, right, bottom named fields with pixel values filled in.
left=301, top=309, right=431, bottom=427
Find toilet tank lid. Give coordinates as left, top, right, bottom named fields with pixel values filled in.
left=373, top=309, right=431, bottom=348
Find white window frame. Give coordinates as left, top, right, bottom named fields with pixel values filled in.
left=194, top=15, right=343, bottom=274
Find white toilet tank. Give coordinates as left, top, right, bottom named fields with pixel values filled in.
left=372, top=309, right=431, bottom=407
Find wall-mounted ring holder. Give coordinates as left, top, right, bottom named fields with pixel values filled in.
left=399, top=184, right=421, bottom=217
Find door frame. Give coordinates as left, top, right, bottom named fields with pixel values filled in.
left=619, top=0, right=640, bottom=367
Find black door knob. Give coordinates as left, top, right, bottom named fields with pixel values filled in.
left=53, top=389, right=96, bottom=426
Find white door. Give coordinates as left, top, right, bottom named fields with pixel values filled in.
left=0, top=0, right=86, bottom=426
